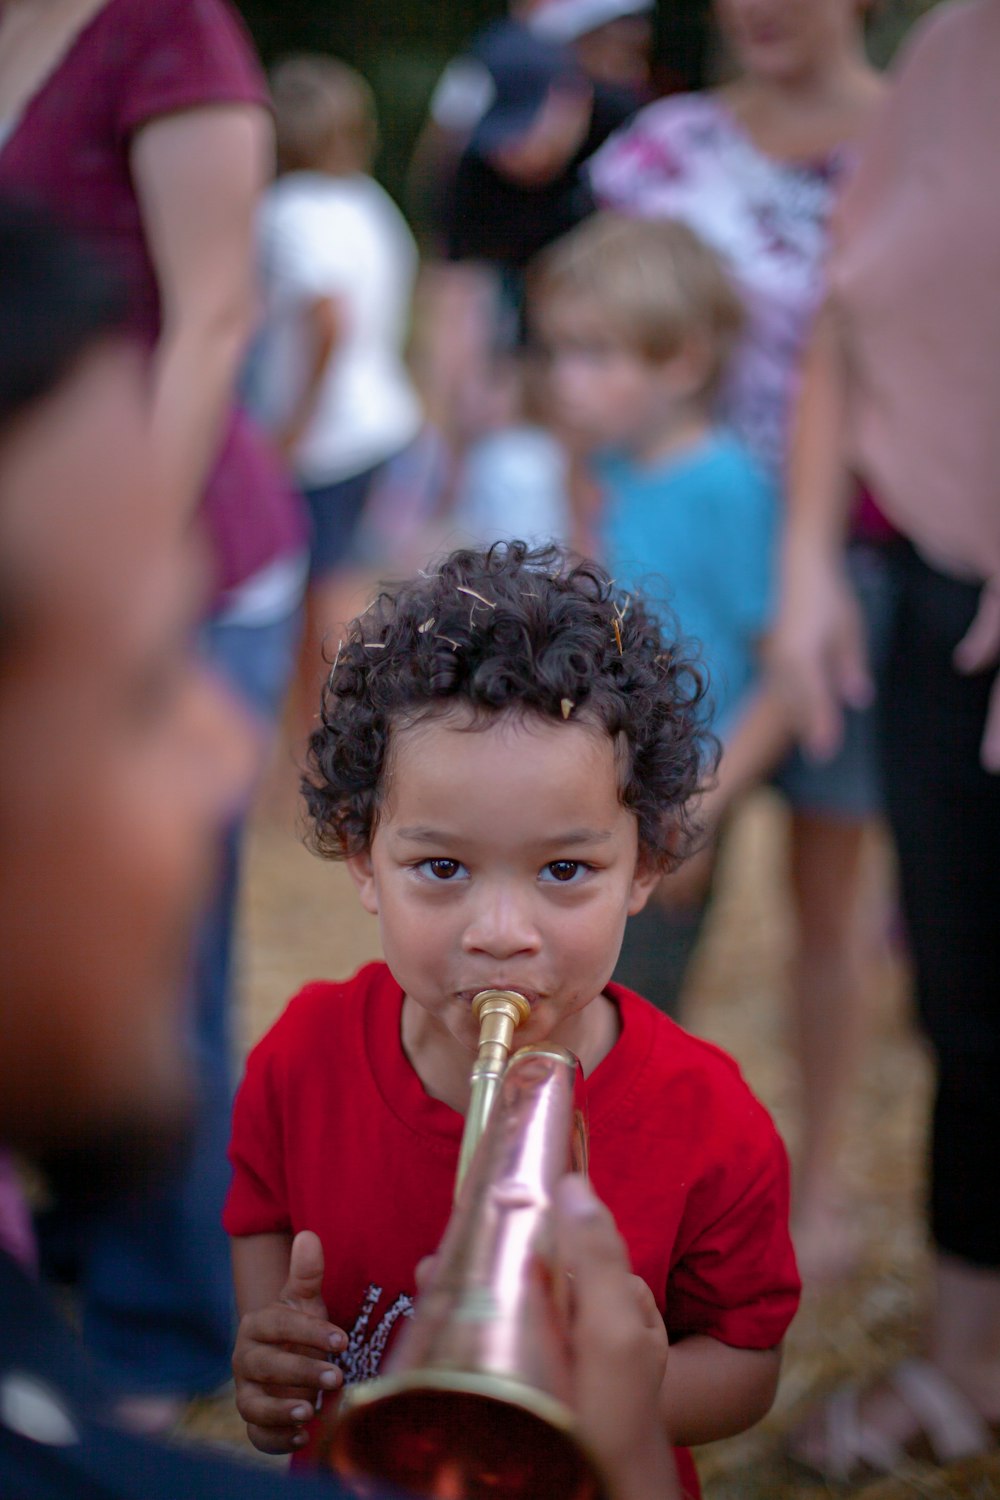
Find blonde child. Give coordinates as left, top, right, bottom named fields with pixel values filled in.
left=225, top=542, right=800, bottom=1498
left=532, top=214, right=789, bottom=1005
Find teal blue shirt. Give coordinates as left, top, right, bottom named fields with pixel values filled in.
left=598, top=430, right=778, bottom=738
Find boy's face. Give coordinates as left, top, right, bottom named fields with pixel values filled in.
left=0, top=344, right=256, bottom=1170
left=537, top=292, right=678, bottom=454
left=347, top=711, right=658, bottom=1069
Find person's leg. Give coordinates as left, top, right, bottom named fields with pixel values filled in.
left=885, top=550, right=1000, bottom=1416
left=786, top=809, right=872, bottom=1279
left=792, top=545, right=1000, bottom=1473
left=929, top=1255, right=1000, bottom=1419
left=776, top=541, right=896, bottom=1281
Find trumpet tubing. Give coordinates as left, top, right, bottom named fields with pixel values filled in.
left=456, top=989, right=531, bottom=1195
left=325, top=989, right=605, bottom=1499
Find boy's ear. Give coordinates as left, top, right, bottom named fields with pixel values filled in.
left=345, top=849, right=379, bottom=916
left=663, top=331, right=714, bottom=403
left=627, top=853, right=661, bottom=916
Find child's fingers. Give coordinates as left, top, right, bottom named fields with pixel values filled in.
left=240, top=1304, right=344, bottom=1356
left=245, top=1415, right=309, bottom=1455
left=279, top=1229, right=327, bottom=1313
left=414, top=1253, right=437, bottom=1293
left=238, top=1387, right=314, bottom=1428
left=238, top=1341, right=343, bottom=1394
left=239, top=1381, right=341, bottom=1449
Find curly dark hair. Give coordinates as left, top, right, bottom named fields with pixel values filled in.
left=303, top=542, right=718, bottom=871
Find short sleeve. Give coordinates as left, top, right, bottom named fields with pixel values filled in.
left=224, top=1028, right=292, bottom=1238
left=429, top=57, right=497, bottom=132
left=115, top=0, right=268, bottom=140
left=587, top=95, right=700, bottom=217
left=668, top=1084, right=800, bottom=1349
left=260, top=193, right=354, bottom=304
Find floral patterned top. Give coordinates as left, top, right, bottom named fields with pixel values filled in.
left=588, top=92, right=853, bottom=482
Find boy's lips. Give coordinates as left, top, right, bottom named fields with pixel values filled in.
left=457, top=987, right=543, bottom=1009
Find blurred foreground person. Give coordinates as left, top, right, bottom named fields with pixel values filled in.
left=0, top=0, right=306, bottom=1422
left=769, top=0, right=1000, bottom=1481
left=0, top=204, right=679, bottom=1500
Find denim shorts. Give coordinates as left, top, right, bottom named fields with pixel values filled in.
left=772, top=540, right=898, bottom=820
left=304, top=460, right=385, bottom=580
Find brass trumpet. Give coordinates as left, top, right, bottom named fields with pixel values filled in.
left=325, top=989, right=607, bottom=1499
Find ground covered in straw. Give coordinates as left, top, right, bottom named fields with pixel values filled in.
left=182, top=791, right=1000, bottom=1499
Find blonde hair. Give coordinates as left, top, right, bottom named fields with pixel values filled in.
left=532, top=213, right=745, bottom=397
left=270, top=55, right=378, bottom=176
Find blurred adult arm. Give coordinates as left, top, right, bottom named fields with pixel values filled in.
left=653, top=681, right=792, bottom=912
left=704, top=681, right=792, bottom=827
left=272, top=295, right=343, bottom=461
left=766, top=300, right=872, bottom=761
left=488, top=82, right=593, bottom=187
left=131, top=103, right=273, bottom=519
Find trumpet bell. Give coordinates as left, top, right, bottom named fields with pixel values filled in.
left=332, top=1384, right=600, bottom=1499
left=325, top=1044, right=605, bottom=1499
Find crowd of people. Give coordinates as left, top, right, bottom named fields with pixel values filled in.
left=0, top=0, right=998, bottom=1494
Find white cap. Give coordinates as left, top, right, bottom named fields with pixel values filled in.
left=528, top=0, right=654, bottom=43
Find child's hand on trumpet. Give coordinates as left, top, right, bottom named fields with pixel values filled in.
left=232, top=1230, right=346, bottom=1454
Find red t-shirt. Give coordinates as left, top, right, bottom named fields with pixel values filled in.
left=226, top=963, right=800, bottom=1498
left=0, top=0, right=305, bottom=599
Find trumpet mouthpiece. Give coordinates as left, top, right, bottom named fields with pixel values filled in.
left=472, top=989, right=531, bottom=1029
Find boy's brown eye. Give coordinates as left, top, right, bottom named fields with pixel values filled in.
left=427, top=859, right=462, bottom=880
left=545, top=861, right=582, bottom=883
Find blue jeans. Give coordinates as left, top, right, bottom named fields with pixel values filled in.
left=75, top=606, right=301, bottom=1395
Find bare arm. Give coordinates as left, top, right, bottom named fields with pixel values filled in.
left=232, top=1230, right=293, bottom=1316
left=662, top=1337, right=782, bottom=1447
left=702, top=681, right=792, bottom=830
left=785, top=299, right=854, bottom=556
left=131, top=103, right=273, bottom=520
left=767, top=300, right=872, bottom=760
left=489, top=84, right=593, bottom=187
left=651, top=683, right=791, bottom=913
left=273, top=295, right=342, bottom=460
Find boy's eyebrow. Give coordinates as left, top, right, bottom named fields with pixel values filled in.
left=393, top=826, right=615, bottom=846
left=547, top=828, right=615, bottom=846
left=394, top=827, right=454, bottom=844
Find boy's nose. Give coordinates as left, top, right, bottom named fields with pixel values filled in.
left=461, top=887, right=542, bottom=960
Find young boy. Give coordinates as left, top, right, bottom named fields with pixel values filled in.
left=247, top=54, right=422, bottom=729
left=225, top=542, right=799, bottom=1496
left=532, top=214, right=790, bottom=1009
